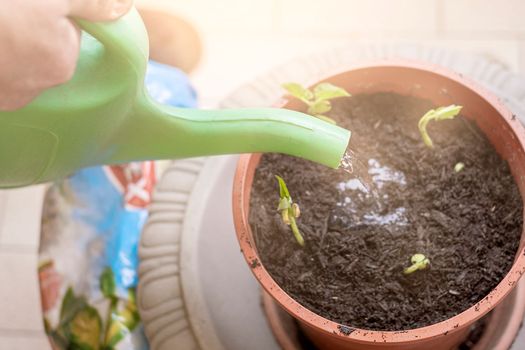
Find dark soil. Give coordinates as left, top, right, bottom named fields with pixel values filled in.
left=249, top=92, right=523, bottom=331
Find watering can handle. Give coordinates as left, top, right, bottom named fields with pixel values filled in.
left=73, top=7, right=149, bottom=71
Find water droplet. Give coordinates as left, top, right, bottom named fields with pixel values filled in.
left=336, top=149, right=409, bottom=227
left=339, top=149, right=375, bottom=195
left=339, top=150, right=355, bottom=174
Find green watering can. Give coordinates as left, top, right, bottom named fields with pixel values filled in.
left=0, top=8, right=350, bottom=188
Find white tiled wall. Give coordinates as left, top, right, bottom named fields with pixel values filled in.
left=136, top=0, right=525, bottom=106
left=442, top=0, right=525, bottom=33
left=279, top=0, right=438, bottom=34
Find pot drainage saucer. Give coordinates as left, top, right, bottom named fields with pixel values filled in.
left=138, top=45, right=525, bottom=350
left=261, top=273, right=525, bottom=350
left=138, top=156, right=279, bottom=350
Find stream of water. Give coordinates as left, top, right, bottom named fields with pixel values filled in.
left=338, top=149, right=375, bottom=194
left=337, top=149, right=408, bottom=227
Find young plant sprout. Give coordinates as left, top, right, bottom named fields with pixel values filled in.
left=418, top=105, right=463, bottom=148
left=403, top=253, right=430, bottom=275
left=454, top=162, right=465, bottom=172
left=275, top=175, right=304, bottom=246
left=282, top=82, right=350, bottom=124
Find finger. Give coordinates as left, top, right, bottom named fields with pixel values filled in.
left=0, top=90, right=40, bottom=111
left=69, top=0, right=133, bottom=22
left=0, top=2, right=82, bottom=111
left=26, top=18, right=81, bottom=91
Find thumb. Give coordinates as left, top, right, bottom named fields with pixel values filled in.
left=69, top=0, right=133, bottom=22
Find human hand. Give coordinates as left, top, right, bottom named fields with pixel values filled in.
left=0, top=0, right=133, bottom=110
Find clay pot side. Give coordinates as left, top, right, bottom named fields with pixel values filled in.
left=233, top=60, right=525, bottom=350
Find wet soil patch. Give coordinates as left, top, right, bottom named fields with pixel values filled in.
left=249, top=92, right=523, bottom=330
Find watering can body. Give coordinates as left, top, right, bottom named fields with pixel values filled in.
left=0, top=8, right=349, bottom=188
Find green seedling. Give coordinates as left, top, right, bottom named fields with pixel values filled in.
left=282, top=82, right=350, bottom=124
left=418, top=105, right=463, bottom=148
left=403, top=253, right=430, bottom=275
left=454, top=162, right=465, bottom=172
left=275, top=175, right=304, bottom=246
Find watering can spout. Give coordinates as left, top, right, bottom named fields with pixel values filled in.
left=105, top=96, right=350, bottom=169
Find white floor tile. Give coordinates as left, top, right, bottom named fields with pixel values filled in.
left=0, top=186, right=46, bottom=249
left=0, top=333, right=50, bottom=350
left=0, top=253, right=44, bottom=332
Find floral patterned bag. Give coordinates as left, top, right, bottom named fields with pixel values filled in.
left=38, top=61, right=197, bottom=350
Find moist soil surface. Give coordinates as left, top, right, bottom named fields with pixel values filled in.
left=249, top=92, right=523, bottom=331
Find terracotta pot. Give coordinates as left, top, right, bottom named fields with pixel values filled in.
left=233, top=60, right=525, bottom=350
left=260, top=271, right=525, bottom=350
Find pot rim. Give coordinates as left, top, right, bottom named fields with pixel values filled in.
left=232, top=59, right=525, bottom=345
